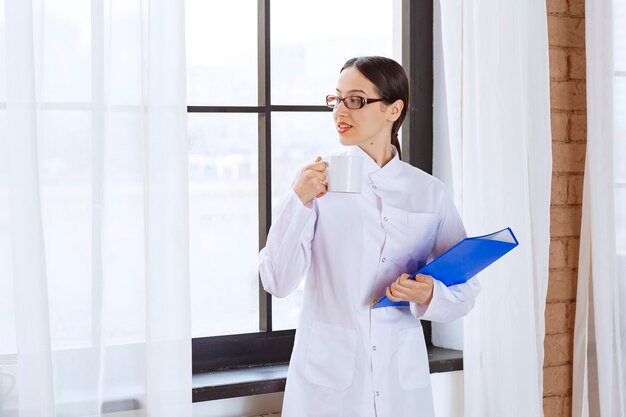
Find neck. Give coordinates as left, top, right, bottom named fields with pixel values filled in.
left=359, top=140, right=394, bottom=167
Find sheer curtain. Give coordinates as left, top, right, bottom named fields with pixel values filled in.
left=0, top=1, right=191, bottom=416
left=434, top=0, right=552, bottom=416
left=572, top=0, right=625, bottom=416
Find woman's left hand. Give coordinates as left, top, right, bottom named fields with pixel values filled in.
left=386, top=273, right=434, bottom=305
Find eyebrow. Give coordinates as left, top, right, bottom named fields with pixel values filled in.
left=335, top=88, right=368, bottom=95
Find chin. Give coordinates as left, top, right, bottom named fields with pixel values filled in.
left=338, top=135, right=359, bottom=147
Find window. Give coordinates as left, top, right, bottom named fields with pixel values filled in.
left=189, top=0, right=435, bottom=373
left=0, top=0, right=434, bottom=373
left=186, top=0, right=402, bottom=338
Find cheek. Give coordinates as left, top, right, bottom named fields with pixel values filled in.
left=358, top=116, right=379, bottom=134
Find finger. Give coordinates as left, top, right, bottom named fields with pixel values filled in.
left=411, top=277, right=433, bottom=291
left=397, top=279, right=428, bottom=291
left=306, top=161, right=328, bottom=172
left=315, top=179, right=328, bottom=196
left=306, top=170, right=327, bottom=181
left=390, top=281, right=410, bottom=297
left=386, top=286, right=403, bottom=302
left=304, top=171, right=327, bottom=189
left=398, top=273, right=411, bottom=282
left=414, top=274, right=430, bottom=282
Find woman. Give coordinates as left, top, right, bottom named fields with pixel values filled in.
left=258, top=56, right=480, bottom=417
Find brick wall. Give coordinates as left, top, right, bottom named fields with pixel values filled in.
left=544, top=0, right=586, bottom=416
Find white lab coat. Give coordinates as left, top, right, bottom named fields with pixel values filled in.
left=259, top=145, right=480, bottom=417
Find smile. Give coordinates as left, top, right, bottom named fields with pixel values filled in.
left=337, top=122, right=353, bottom=134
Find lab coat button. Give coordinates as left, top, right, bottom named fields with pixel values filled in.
left=381, top=257, right=386, bottom=263
left=376, top=391, right=380, bottom=396
left=372, top=184, right=377, bottom=190
left=372, top=346, right=377, bottom=351
left=383, top=217, right=388, bottom=222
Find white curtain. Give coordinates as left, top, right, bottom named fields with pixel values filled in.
left=434, top=1, right=552, bottom=416
left=572, top=0, right=626, bottom=416
left=0, top=0, right=191, bottom=416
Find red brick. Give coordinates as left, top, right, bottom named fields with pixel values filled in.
left=548, top=16, right=585, bottom=48
left=547, top=270, right=578, bottom=302
left=553, top=142, right=586, bottom=173
left=551, top=174, right=568, bottom=205
left=569, top=113, right=587, bottom=142
left=550, top=48, right=569, bottom=80
left=546, top=302, right=569, bottom=334
left=547, top=0, right=568, bottom=15
left=550, top=238, right=568, bottom=268
left=544, top=395, right=563, bottom=417
left=568, top=49, right=586, bottom=80
left=551, top=205, right=582, bottom=237
left=567, top=302, right=577, bottom=331
left=544, top=364, right=573, bottom=395
left=544, top=333, right=573, bottom=366
left=569, top=0, right=584, bottom=17
left=551, top=81, right=586, bottom=111
left=567, top=174, right=584, bottom=204
left=562, top=395, right=572, bottom=416
left=566, top=237, right=581, bottom=268
left=551, top=112, right=569, bottom=142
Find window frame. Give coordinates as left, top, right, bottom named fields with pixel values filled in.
left=191, top=0, right=434, bottom=374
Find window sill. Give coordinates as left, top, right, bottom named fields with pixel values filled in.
left=192, top=346, right=462, bottom=402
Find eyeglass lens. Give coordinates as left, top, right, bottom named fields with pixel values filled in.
left=326, top=96, right=364, bottom=109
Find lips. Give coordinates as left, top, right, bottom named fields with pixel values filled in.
left=337, top=122, right=353, bottom=134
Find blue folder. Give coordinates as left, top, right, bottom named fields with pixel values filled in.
left=372, top=227, right=519, bottom=309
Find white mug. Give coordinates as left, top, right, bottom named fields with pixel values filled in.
left=326, top=155, right=363, bottom=193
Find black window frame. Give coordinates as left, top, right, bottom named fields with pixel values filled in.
left=191, top=0, right=433, bottom=374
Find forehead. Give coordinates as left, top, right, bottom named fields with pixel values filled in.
left=336, top=66, right=377, bottom=96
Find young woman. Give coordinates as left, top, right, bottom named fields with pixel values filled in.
left=258, top=56, right=480, bottom=417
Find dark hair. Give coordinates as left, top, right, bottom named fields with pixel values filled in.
left=340, top=56, right=409, bottom=160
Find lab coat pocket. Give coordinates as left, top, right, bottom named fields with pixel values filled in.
left=407, top=212, right=438, bottom=261
left=397, top=326, right=430, bottom=390
left=304, top=321, right=357, bottom=391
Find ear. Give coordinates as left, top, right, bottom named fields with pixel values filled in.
left=386, top=99, right=404, bottom=122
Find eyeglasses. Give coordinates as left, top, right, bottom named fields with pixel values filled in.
left=325, top=95, right=385, bottom=110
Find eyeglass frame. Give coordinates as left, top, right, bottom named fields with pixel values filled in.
left=325, top=94, right=386, bottom=110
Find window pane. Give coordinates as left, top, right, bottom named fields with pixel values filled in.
left=615, top=76, right=626, bottom=253
left=615, top=0, right=626, bottom=71
left=42, top=0, right=91, bottom=103
left=0, top=110, right=13, bottom=354
left=40, top=110, right=93, bottom=349
left=0, top=1, right=5, bottom=102
left=271, top=112, right=344, bottom=331
left=271, top=0, right=401, bottom=105
left=615, top=76, right=626, bottom=181
left=185, top=1, right=257, bottom=106
left=101, top=112, right=146, bottom=344
left=188, top=113, right=259, bottom=337
left=0, top=1, right=91, bottom=103
left=616, top=187, right=626, bottom=253
left=109, top=1, right=143, bottom=106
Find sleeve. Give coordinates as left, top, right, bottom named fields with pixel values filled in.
left=409, top=188, right=481, bottom=322
left=258, top=187, right=317, bottom=298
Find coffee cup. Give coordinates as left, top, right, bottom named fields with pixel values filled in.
left=325, top=155, right=363, bottom=193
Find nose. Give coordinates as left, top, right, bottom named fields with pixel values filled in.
left=334, top=98, right=350, bottom=115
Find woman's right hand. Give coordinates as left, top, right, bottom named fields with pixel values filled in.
left=293, top=156, right=328, bottom=206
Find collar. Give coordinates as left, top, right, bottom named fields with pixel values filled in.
left=346, top=144, right=403, bottom=181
